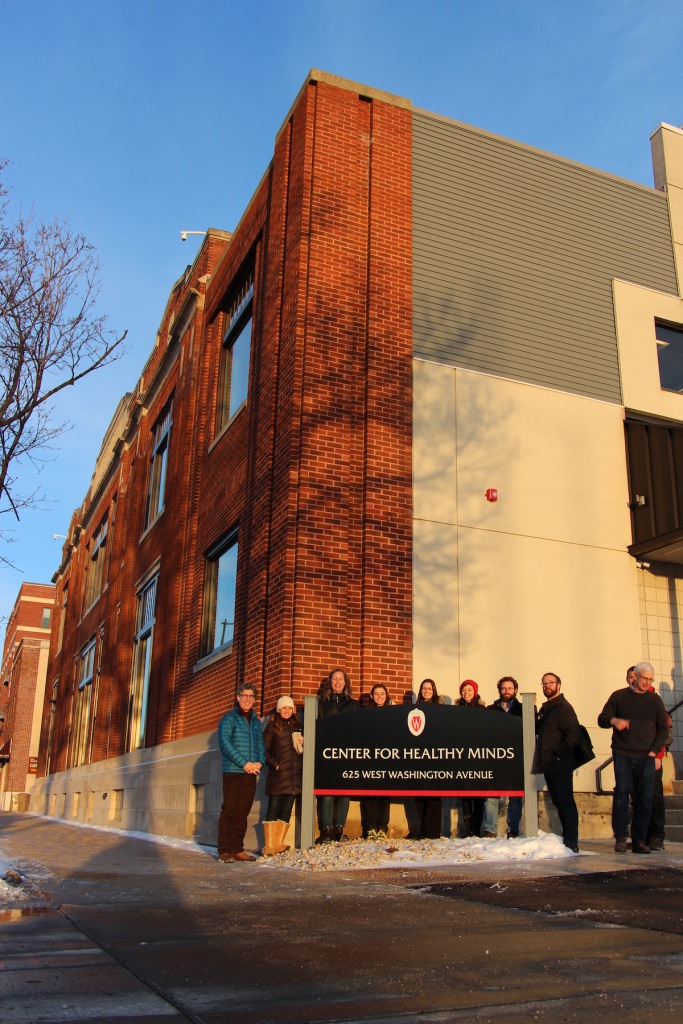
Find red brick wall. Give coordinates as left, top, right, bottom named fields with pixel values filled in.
left=192, top=77, right=413, bottom=719
left=41, top=76, right=414, bottom=769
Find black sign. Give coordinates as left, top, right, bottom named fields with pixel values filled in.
left=315, top=705, right=524, bottom=796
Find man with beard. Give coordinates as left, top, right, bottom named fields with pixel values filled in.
left=598, top=662, right=669, bottom=855
left=532, top=672, right=582, bottom=852
left=482, top=676, right=524, bottom=838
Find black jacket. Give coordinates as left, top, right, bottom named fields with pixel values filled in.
left=533, top=693, right=582, bottom=775
left=597, top=686, right=669, bottom=759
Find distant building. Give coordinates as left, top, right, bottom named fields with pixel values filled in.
left=1, top=582, right=55, bottom=810
left=32, top=70, right=682, bottom=843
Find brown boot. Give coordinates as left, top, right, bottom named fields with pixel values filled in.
left=261, top=820, right=279, bottom=856
left=275, top=820, right=291, bottom=853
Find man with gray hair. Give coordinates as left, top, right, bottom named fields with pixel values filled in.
left=598, top=662, right=669, bottom=855
left=217, top=682, right=266, bottom=862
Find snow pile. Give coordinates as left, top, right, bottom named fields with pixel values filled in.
left=257, top=830, right=579, bottom=871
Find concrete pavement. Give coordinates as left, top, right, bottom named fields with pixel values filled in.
left=2, top=812, right=683, bottom=1023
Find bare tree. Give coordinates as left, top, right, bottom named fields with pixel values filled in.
left=0, top=162, right=127, bottom=522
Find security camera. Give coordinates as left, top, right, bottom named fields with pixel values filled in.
left=180, top=232, right=188, bottom=242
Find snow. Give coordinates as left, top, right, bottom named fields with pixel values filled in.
left=256, top=830, right=581, bottom=871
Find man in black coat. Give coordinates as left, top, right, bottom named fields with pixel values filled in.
left=533, top=672, right=582, bottom=853
left=598, top=661, right=669, bottom=855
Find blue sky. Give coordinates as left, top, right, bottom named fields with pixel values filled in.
left=1, top=0, right=682, bottom=623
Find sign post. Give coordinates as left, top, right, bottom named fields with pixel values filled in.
left=300, top=695, right=318, bottom=849
left=521, top=691, right=538, bottom=837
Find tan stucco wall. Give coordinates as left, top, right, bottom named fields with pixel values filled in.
left=614, top=278, right=683, bottom=417
left=413, top=360, right=643, bottom=784
left=651, top=121, right=683, bottom=291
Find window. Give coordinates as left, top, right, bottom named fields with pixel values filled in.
left=127, top=573, right=158, bottom=751
left=656, top=321, right=683, bottom=393
left=216, top=272, right=253, bottom=432
left=84, top=516, right=108, bottom=609
left=57, top=585, right=67, bottom=652
left=145, top=400, right=173, bottom=528
left=41, top=607, right=52, bottom=629
left=45, top=679, right=58, bottom=776
left=201, top=531, right=238, bottom=656
left=69, top=638, right=98, bottom=768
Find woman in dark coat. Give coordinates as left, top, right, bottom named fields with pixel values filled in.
left=413, top=678, right=442, bottom=839
left=455, top=679, right=486, bottom=837
left=317, top=667, right=358, bottom=843
left=361, top=684, right=393, bottom=840
left=262, top=696, right=303, bottom=854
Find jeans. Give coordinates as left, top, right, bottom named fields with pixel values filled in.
left=317, top=795, right=349, bottom=830
left=265, top=793, right=296, bottom=823
left=483, top=797, right=523, bottom=835
left=545, top=770, right=579, bottom=848
left=612, top=752, right=656, bottom=843
left=218, top=773, right=257, bottom=856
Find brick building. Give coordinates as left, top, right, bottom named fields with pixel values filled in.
left=0, top=582, right=55, bottom=809
left=32, top=70, right=682, bottom=842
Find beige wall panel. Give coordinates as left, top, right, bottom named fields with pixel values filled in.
left=413, top=360, right=457, bottom=525
left=412, top=517, right=460, bottom=697
left=453, top=370, right=632, bottom=548
left=651, top=122, right=683, bottom=289
left=456, top=527, right=641, bottom=762
left=614, top=278, right=683, bottom=416
left=413, top=360, right=644, bottom=785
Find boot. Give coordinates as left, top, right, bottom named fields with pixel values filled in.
left=261, top=820, right=279, bottom=856
left=334, top=824, right=349, bottom=842
left=317, top=826, right=335, bottom=844
left=275, top=820, right=291, bottom=853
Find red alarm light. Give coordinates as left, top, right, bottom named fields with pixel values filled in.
left=485, top=488, right=498, bottom=503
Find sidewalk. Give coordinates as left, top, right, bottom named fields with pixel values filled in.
left=2, top=812, right=683, bottom=1023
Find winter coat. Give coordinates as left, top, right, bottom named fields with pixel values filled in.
left=264, top=716, right=303, bottom=796
left=318, top=693, right=358, bottom=718
left=488, top=696, right=523, bottom=717
left=455, top=696, right=487, bottom=709
left=532, top=693, right=582, bottom=775
left=597, top=686, right=670, bottom=759
left=218, top=705, right=266, bottom=774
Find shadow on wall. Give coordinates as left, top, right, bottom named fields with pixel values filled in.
left=413, top=292, right=516, bottom=693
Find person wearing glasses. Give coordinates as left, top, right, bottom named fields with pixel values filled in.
left=598, top=662, right=669, bottom=855
left=532, top=672, right=582, bottom=852
left=217, top=682, right=266, bottom=862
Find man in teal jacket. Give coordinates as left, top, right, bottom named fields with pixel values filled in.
left=217, top=682, right=266, bottom=862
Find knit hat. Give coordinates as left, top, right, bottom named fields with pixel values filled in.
left=459, top=679, right=479, bottom=697
left=276, top=696, right=296, bottom=711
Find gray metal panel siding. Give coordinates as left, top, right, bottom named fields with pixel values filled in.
left=413, top=110, right=678, bottom=403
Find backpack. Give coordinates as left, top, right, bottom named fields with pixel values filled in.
left=574, top=724, right=595, bottom=767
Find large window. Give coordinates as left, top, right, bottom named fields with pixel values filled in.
left=84, top=516, right=108, bottom=609
left=57, top=584, right=67, bottom=652
left=127, top=573, right=158, bottom=751
left=69, top=638, right=98, bottom=768
left=201, top=531, right=238, bottom=656
left=145, top=400, right=173, bottom=528
left=216, top=272, right=253, bottom=432
left=656, top=321, right=683, bottom=393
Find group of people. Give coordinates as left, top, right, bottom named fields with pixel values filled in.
left=215, top=661, right=672, bottom=862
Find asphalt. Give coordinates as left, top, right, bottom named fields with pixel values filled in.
left=2, top=812, right=683, bottom=1024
